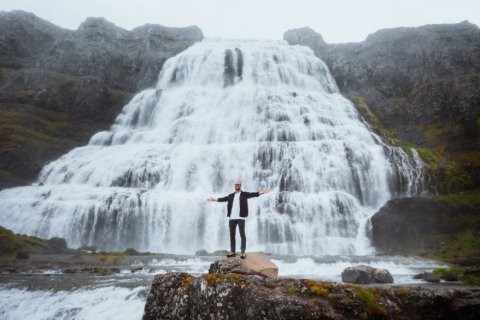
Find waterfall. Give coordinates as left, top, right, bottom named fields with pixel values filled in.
left=0, top=40, right=424, bottom=255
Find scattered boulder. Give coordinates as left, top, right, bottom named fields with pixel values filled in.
left=195, top=249, right=209, bottom=256
left=125, top=248, right=139, bottom=255
left=372, top=268, right=395, bottom=283
left=46, top=237, right=67, bottom=252
left=131, top=267, right=143, bottom=273
left=441, top=272, right=459, bottom=282
left=413, top=272, right=441, bottom=282
left=209, top=255, right=278, bottom=278
left=212, top=250, right=229, bottom=256
left=78, top=245, right=97, bottom=253
left=341, top=265, right=394, bottom=284
left=15, top=252, right=29, bottom=259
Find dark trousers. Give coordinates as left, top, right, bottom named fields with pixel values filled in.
left=229, top=219, right=246, bottom=253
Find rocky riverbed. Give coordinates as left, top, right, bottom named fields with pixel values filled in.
left=1, top=252, right=478, bottom=319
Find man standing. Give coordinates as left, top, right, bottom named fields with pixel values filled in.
left=207, top=181, right=269, bottom=258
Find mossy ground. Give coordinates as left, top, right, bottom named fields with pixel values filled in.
left=353, top=286, right=388, bottom=317
left=348, top=95, right=479, bottom=194
left=0, top=104, right=71, bottom=152
left=0, top=226, right=50, bottom=256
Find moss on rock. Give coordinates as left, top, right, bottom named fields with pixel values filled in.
left=0, top=226, right=50, bottom=256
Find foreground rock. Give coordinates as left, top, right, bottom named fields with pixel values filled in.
left=143, top=272, right=480, bottom=319
left=209, top=255, right=278, bottom=278
left=342, top=265, right=394, bottom=284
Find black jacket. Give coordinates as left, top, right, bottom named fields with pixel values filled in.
left=218, top=191, right=260, bottom=218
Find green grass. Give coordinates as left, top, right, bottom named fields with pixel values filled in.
left=432, top=267, right=463, bottom=276
left=347, top=96, right=394, bottom=140
left=431, top=229, right=480, bottom=263
left=436, top=189, right=480, bottom=206
left=0, top=226, right=50, bottom=256
left=353, top=287, right=388, bottom=317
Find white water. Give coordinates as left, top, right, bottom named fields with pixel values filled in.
left=0, top=39, right=424, bottom=255
left=0, top=285, right=145, bottom=320
left=0, top=255, right=446, bottom=320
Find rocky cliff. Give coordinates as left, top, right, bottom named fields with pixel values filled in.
left=284, top=22, right=480, bottom=194
left=371, top=191, right=480, bottom=265
left=0, top=10, right=203, bottom=189
left=143, top=272, right=480, bottom=319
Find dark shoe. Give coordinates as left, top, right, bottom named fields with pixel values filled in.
left=240, top=253, right=246, bottom=259
left=227, top=252, right=236, bottom=258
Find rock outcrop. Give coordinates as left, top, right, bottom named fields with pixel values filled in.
left=284, top=22, right=480, bottom=193
left=209, top=255, right=278, bottom=278
left=0, top=10, right=203, bottom=189
left=370, top=195, right=480, bottom=264
left=143, top=272, right=480, bottom=319
left=341, top=265, right=394, bottom=284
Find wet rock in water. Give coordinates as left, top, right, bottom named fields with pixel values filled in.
left=78, top=245, right=97, bottom=253
left=15, top=252, right=29, bottom=259
left=341, top=265, right=394, bottom=284
left=413, top=272, right=441, bottom=282
left=143, top=272, right=480, bottom=320
left=125, top=247, right=139, bottom=255
left=372, top=268, right=394, bottom=283
left=441, top=272, right=459, bottom=281
left=195, top=249, right=209, bottom=256
left=209, top=255, right=278, bottom=278
left=46, top=237, right=67, bottom=252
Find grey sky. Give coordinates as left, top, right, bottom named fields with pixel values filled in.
left=1, top=0, right=479, bottom=43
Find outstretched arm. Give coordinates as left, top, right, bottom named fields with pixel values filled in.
left=244, top=187, right=270, bottom=198
left=259, top=187, right=270, bottom=195
left=207, top=195, right=228, bottom=202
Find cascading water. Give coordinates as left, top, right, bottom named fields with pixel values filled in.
left=0, top=39, right=424, bottom=255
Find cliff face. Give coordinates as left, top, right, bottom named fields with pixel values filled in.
left=284, top=23, right=480, bottom=193
left=370, top=192, right=480, bottom=264
left=0, top=11, right=203, bottom=189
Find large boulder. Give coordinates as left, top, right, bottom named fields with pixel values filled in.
left=46, top=237, right=67, bottom=252
left=209, top=255, right=278, bottom=278
left=341, top=265, right=394, bottom=284
left=370, top=197, right=480, bottom=262
left=143, top=272, right=480, bottom=319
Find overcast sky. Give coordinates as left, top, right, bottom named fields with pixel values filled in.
left=1, top=0, right=479, bottom=43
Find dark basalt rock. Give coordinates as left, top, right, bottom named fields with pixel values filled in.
left=15, top=252, right=29, bottom=259
left=441, top=273, right=459, bottom=282
left=341, top=265, right=394, bottom=284
left=46, top=237, right=68, bottom=252
left=414, top=272, right=441, bottom=283
left=370, top=197, right=479, bottom=256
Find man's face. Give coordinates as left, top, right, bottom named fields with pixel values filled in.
left=235, top=183, right=241, bottom=191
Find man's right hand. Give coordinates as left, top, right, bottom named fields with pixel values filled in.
left=207, top=197, right=216, bottom=202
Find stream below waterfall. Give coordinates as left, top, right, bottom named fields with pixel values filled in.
left=0, top=255, right=446, bottom=320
